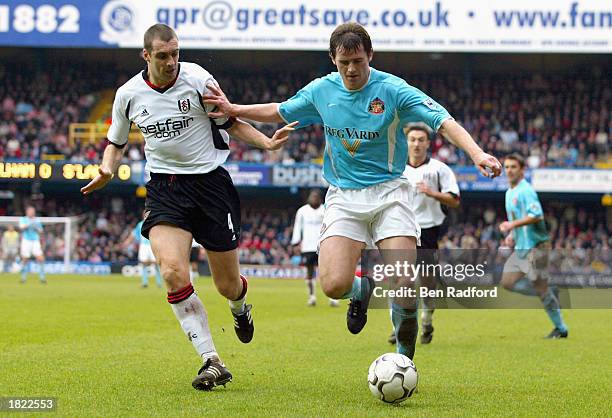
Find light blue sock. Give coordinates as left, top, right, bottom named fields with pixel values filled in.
left=155, top=266, right=162, bottom=288
left=391, top=303, right=418, bottom=359
left=541, top=289, right=568, bottom=332
left=141, top=265, right=149, bottom=287
left=39, top=262, right=46, bottom=282
left=340, top=276, right=363, bottom=300
left=511, top=278, right=538, bottom=296
left=21, top=262, right=28, bottom=282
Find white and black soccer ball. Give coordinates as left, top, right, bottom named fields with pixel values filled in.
left=368, top=353, right=418, bottom=403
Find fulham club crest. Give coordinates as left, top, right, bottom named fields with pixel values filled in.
left=368, top=97, right=385, bottom=114
left=178, top=98, right=191, bottom=113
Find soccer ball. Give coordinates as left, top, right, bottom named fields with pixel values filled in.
left=368, top=353, right=418, bottom=403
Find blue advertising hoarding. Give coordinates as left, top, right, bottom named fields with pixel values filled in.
left=0, top=0, right=610, bottom=52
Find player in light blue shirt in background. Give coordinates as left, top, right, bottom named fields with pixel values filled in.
left=500, top=154, right=568, bottom=338
left=122, top=218, right=162, bottom=288
left=204, top=22, right=501, bottom=360
left=19, top=206, right=46, bottom=284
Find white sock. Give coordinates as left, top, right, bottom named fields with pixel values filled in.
left=228, top=296, right=246, bottom=314
left=421, top=308, right=433, bottom=326
left=228, top=276, right=247, bottom=314
left=170, top=292, right=217, bottom=359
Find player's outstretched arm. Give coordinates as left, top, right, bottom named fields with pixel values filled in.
left=80, top=143, right=125, bottom=195
left=227, top=119, right=298, bottom=151
left=499, top=216, right=542, bottom=234
left=438, top=119, right=502, bottom=178
left=204, top=84, right=285, bottom=123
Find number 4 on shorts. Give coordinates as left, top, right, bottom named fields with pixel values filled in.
left=227, top=213, right=236, bottom=241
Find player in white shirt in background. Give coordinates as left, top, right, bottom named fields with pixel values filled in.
left=190, top=239, right=203, bottom=282
left=19, top=206, right=46, bottom=284
left=291, top=189, right=339, bottom=307
left=388, top=124, right=460, bottom=345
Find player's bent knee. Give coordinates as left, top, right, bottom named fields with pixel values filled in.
left=500, top=278, right=515, bottom=291
left=319, top=273, right=352, bottom=299
left=159, top=260, right=189, bottom=290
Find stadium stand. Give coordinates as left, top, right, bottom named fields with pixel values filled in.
left=0, top=62, right=608, bottom=166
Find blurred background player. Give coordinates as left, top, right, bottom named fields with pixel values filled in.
left=190, top=240, right=204, bottom=282
left=389, top=124, right=460, bottom=345
left=204, top=22, right=501, bottom=360
left=500, top=154, right=568, bottom=339
left=122, top=216, right=162, bottom=288
left=19, top=206, right=46, bottom=284
left=2, top=225, right=20, bottom=273
left=291, top=189, right=339, bottom=307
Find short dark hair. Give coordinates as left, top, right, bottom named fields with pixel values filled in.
left=505, top=153, right=525, bottom=168
left=144, top=24, right=177, bottom=52
left=406, top=125, right=431, bottom=140
left=329, top=22, right=373, bottom=58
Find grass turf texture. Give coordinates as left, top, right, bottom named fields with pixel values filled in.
left=1, top=275, right=610, bottom=417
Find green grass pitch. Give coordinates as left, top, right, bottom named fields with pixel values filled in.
left=1, top=275, right=611, bottom=417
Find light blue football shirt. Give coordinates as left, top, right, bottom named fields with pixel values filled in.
left=278, top=67, right=452, bottom=189
left=133, top=221, right=150, bottom=246
left=19, top=217, right=42, bottom=241
left=505, top=178, right=549, bottom=254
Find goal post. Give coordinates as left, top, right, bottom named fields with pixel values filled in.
left=0, top=216, right=79, bottom=268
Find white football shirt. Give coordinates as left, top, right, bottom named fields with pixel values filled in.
left=291, top=204, right=324, bottom=253
left=403, top=157, right=459, bottom=229
left=107, top=62, right=231, bottom=174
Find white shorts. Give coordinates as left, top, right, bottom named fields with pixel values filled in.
left=320, top=178, right=420, bottom=245
left=503, top=242, right=550, bottom=282
left=3, top=248, right=18, bottom=258
left=21, top=240, right=43, bottom=258
left=138, top=244, right=156, bottom=263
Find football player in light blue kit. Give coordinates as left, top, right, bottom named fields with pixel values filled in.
left=500, top=154, right=568, bottom=338
left=122, top=218, right=163, bottom=288
left=19, top=206, right=46, bottom=284
left=204, top=22, right=501, bottom=359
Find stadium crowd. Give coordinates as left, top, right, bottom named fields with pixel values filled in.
left=0, top=63, right=608, bottom=167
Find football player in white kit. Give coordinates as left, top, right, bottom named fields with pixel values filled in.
left=81, top=24, right=296, bottom=391
left=291, top=189, right=339, bottom=307
left=390, top=124, right=460, bottom=345
left=19, top=206, right=46, bottom=284
left=189, top=239, right=203, bottom=282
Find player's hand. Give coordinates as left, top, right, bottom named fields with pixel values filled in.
left=472, top=151, right=502, bottom=178
left=80, top=167, right=113, bottom=195
left=504, top=235, right=515, bottom=247
left=203, top=84, right=236, bottom=118
left=499, top=221, right=514, bottom=234
left=416, top=181, right=432, bottom=196
left=266, top=121, right=299, bottom=151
